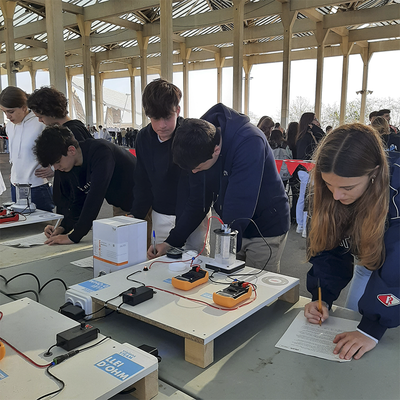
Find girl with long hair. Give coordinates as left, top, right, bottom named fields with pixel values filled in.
left=304, top=123, right=399, bottom=360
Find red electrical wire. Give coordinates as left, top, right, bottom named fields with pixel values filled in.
left=0, top=310, right=51, bottom=368
left=146, top=283, right=257, bottom=311
left=148, top=215, right=224, bottom=269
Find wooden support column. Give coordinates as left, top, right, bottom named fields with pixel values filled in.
left=77, top=15, right=93, bottom=127
left=160, top=0, right=173, bottom=82
left=92, top=58, right=103, bottom=128
left=215, top=52, right=225, bottom=104
left=137, top=31, right=149, bottom=128
left=180, top=42, right=191, bottom=118
left=243, top=58, right=252, bottom=116
left=280, top=2, right=297, bottom=130
left=66, top=69, right=74, bottom=118
left=0, top=0, right=17, bottom=86
left=359, top=45, right=372, bottom=124
left=45, top=0, right=66, bottom=94
left=314, top=22, right=329, bottom=121
left=232, top=0, right=245, bottom=112
left=339, top=35, right=354, bottom=125
left=128, top=62, right=136, bottom=128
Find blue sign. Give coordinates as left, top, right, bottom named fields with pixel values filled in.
left=163, top=278, right=172, bottom=284
left=78, top=280, right=110, bottom=293
left=0, top=369, right=8, bottom=380
left=95, top=352, right=144, bottom=381
left=201, top=292, right=213, bottom=299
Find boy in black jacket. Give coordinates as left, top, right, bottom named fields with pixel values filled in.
left=34, top=125, right=136, bottom=245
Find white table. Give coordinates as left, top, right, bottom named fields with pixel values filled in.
left=67, top=255, right=300, bottom=367
left=0, top=209, right=62, bottom=229
left=0, top=298, right=158, bottom=400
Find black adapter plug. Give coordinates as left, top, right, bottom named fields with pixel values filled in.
left=122, top=287, right=154, bottom=306
left=59, top=303, right=86, bottom=321
left=56, top=323, right=99, bottom=351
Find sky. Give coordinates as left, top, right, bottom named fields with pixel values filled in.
left=3, top=49, right=399, bottom=127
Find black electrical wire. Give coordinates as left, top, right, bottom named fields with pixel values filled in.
left=39, top=278, right=68, bottom=293
left=36, top=365, right=65, bottom=400
left=0, top=288, right=39, bottom=302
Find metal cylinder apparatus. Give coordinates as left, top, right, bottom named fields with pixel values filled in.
left=214, top=226, right=237, bottom=265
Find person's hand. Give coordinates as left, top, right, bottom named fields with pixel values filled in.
left=147, top=242, right=170, bottom=259
left=45, top=234, right=73, bottom=245
left=304, top=300, right=329, bottom=324
left=44, top=225, right=65, bottom=238
left=333, top=331, right=376, bottom=360
left=35, top=166, right=54, bottom=179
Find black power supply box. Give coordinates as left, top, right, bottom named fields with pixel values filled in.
left=122, top=287, right=154, bottom=306
left=56, top=324, right=99, bottom=351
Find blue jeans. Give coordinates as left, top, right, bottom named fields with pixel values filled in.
left=11, top=183, right=54, bottom=212
left=296, top=170, right=309, bottom=228
left=345, top=264, right=372, bottom=312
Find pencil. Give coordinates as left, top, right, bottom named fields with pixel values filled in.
left=318, top=278, right=322, bottom=326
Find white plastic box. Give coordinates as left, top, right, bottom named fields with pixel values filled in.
left=93, top=216, right=147, bottom=277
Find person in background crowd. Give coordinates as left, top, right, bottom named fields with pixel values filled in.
left=286, top=121, right=299, bottom=224
left=257, top=116, right=274, bottom=141
left=377, top=109, right=398, bottom=135
left=325, top=125, right=333, bottom=134
left=295, top=112, right=325, bottom=238
left=369, top=111, right=378, bottom=124
left=0, top=86, right=54, bottom=211
left=269, top=129, right=293, bottom=189
left=304, top=123, right=399, bottom=360
left=372, top=116, right=400, bottom=152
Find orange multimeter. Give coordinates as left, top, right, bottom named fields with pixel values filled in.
left=171, top=266, right=209, bottom=291
left=0, top=341, right=5, bottom=361
left=213, top=281, right=252, bottom=308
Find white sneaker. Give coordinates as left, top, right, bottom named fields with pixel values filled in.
left=296, top=225, right=303, bottom=234
left=302, top=228, right=307, bottom=238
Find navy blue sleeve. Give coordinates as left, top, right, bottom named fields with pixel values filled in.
left=357, top=159, right=400, bottom=340
left=307, top=246, right=354, bottom=308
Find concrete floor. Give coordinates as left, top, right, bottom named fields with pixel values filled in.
left=0, top=152, right=349, bottom=306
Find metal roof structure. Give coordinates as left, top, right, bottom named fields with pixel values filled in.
left=0, top=0, right=398, bottom=77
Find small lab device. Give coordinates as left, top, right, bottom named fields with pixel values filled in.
left=9, top=183, right=36, bottom=213
left=203, top=225, right=245, bottom=273
left=213, top=281, right=252, bottom=308
left=171, top=266, right=209, bottom=291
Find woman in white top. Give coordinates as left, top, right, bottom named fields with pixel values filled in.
left=0, top=86, right=54, bottom=211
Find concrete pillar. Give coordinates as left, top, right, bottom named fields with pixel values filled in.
left=215, top=51, right=225, bottom=104
left=45, top=0, right=66, bottom=94
left=280, top=2, right=297, bottom=130
left=128, top=62, right=136, bottom=128
left=93, top=59, right=103, bottom=128
left=180, top=42, right=191, bottom=118
left=359, top=46, right=372, bottom=124
left=66, top=69, right=74, bottom=118
left=0, top=0, right=17, bottom=86
left=28, top=64, right=37, bottom=91
left=137, top=31, right=149, bottom=128
left=160, top=0, right=173, bottom=82
left=77, top=15, right=93, bottom=127
left=243, top=58, right=252, bottom=116
left=232, top=0, right=245, bottom=112
left=339, top=36, right=354, bottom=125
left=314, top=22, right=329, bottom=120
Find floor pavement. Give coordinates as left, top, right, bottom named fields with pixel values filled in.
left=0, top=152, right=349, bottom=306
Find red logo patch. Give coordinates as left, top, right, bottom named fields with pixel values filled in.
left=377, top=294, right=400, bottom=307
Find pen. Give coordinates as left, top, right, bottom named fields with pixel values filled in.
left=152, top=230, right=157, bottom=255
left=51, top=218, right=62, bottom=237
left=318, top=278, right=322, bottom=326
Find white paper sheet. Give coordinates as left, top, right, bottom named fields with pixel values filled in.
left=275, top=310, right=359, bottom=362
left=71, top=256, right=93, bottom=269
left=0, top=232, right=47, bottom=247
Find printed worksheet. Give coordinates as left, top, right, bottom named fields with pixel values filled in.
left=0, top=232, right=47, bottom=247
left=71, top=256, right=94, bottom=269
left=276, top=310, right=359, bottom=362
